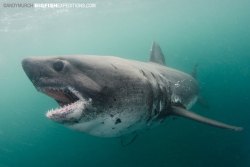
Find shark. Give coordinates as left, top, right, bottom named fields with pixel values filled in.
left=22, top=42, right=243, bottom=137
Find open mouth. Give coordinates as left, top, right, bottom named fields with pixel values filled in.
left=38, top=86, right=90, bottom=123
left=41, top=87, right=80, bottom=107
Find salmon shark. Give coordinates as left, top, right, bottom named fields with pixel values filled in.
left=22, top=42, right=243, bottom=137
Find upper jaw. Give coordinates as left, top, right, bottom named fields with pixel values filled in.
left=38, top=86, right=82, bottom=106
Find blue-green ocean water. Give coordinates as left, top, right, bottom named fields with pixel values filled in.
left=0, top=0, right=250, bottom=166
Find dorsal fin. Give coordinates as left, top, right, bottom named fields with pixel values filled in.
left=150, top=41, right=166, bottom=65
left=191, top=64, right=198, bottom=79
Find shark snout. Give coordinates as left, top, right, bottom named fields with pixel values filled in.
left=22, top=58, right=35, bottom=80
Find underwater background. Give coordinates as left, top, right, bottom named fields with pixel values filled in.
left=0, top=0, right=249, bottom=166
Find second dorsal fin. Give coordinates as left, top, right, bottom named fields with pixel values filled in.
left=150, top=42, right=166, bottom=65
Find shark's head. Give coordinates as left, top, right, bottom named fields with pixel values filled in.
left=22, top=56, right=149, bottom=137
left=22, top=56, right=102, bottom=123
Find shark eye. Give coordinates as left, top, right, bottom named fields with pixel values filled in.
left=53, top=60, right=64, bottom=72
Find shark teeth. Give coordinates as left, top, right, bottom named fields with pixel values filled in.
left=46, top=97, right=92, bottom=123
left=42, top=86, right=92, bottom=123
left=46, top=100, right=84, bottom=121
left=67, top=87, right=84, bottom=101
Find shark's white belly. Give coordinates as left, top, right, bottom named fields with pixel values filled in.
left=69, top=107, right=149, bottom=137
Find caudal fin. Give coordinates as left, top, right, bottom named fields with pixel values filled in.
left=171, top=106, right=243, bottom=131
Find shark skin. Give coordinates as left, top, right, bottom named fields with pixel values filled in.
left=22, top=42, right=243, bottom=137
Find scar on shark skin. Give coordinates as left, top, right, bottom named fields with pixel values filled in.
left=115, top=118, right=122, bottom=124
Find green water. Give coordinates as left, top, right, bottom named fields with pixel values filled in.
left=0, top=0, right=249, bottom=166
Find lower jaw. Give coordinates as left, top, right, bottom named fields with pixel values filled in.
left=46, top=98, right=92, bottom=123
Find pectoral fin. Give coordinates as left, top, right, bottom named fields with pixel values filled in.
left=171, top=106, right=243, bottom=131
left=120, top=132, right=138, bottom=147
